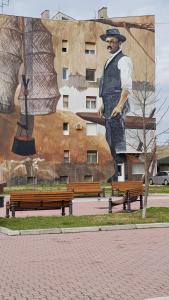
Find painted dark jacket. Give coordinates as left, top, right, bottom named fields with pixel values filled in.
left=99, top=51, right=125, bottom=97
left=99, top=50, right=130, bottom=155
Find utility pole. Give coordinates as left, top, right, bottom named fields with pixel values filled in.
left=0, top=0, right=9, bottom=14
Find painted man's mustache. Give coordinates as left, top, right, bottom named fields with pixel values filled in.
left=107, top=45, right=112, bottom=50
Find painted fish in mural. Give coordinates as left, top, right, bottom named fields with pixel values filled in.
left=19, top=17, right=60, bottom=115
left=0, top=16, right=60, bottom=115
left=0, top=15, right=23, bottom=113
left=0, top=16, right=61, bottom=156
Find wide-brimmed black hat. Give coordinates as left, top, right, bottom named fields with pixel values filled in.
left=100, top=28, right=126, bottom=43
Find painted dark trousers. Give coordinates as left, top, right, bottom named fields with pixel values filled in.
left=102, top=92, right=129, bottom=181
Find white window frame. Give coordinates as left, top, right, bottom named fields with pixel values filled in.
left=86, top=96, right=97, bottom=109
left=85, top=42, right=96, bottom=55
left=84, top=175, right=93, bottom=182
left=64, top=150, right=70, bottom=163
left=86, top=69, right=96, bottom=82
left=62, top=40, right=68, bottom=53
left=63, top=67, right=69, bottom=80
left=132, top=163, right=145, bottom=175
left=87, top=151, right=98, bottom=163
left=86, top=123, right=97, bottom=136
left=63, top=95, right=69, bottom=109
left=63, top=123, right=69, bottom=135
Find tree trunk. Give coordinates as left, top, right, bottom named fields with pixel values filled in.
left=142, top=97, right=149, bottom=219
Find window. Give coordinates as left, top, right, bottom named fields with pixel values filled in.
left=63, top=123, right=69, bottom=135
left=84, top=175, right=93, bottom=182
left=63, top=68, right=69, bottom=80
left=87, top=151, right=98, bottom=163
left=60, top=176, right=69, bottom=183
left=86, top=96, right=97, bottom=109
left=86, top=69, right=95, bottom=81
left=85, top=42, right=96, bottom=55
left=132, top=163, right=144, bottom=175
left=86, top=123, right=97, bottom=136
left=62, top=40, right=68, bottom=52
left=64, top=150, right=70, bottom=162
left=63, top=95, right=69, bottom=109
left=158, top=171, right=169, bottom=176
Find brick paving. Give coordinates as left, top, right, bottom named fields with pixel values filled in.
left=0, top=194, right=169, bottom=299
left=0, top=228, right=169, bottom=299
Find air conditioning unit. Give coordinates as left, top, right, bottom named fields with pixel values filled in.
left=75, top=123, right=83, bottom=130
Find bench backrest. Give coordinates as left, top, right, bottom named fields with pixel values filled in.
left=112, top=181, right=143, bottom=192
left=10, top=191, right=74, bottom=202
left=67, top=182, right=102, bottom=191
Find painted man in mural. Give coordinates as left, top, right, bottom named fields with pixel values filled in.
left=99, top=28, right=133, bottom=181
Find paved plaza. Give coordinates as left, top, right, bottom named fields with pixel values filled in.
left=0, top=228, right=169, bottom=300
left=0, top=195, right=169, bottom=299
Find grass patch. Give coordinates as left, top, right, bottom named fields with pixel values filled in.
left=4, top=184, right=67, bottom=194
left=4, top=184, right=169, bottom=195
left=149, top=185, right=169, bottom=194
left=0, top=208, right=169, bottom=230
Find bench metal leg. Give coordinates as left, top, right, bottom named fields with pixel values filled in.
left=61, top=206, right=65, bottom=216
left=108, top=197, right=112, bottom=213
left=127, top=200, right=131, bottom=212
left=127, top=201, right=131, bottom=212
left=102, top=188, right=105, bottom=198
left=126, top=191, right=131, bottom=212
left=140, top=195, right=143, bottom=209
left=69, top=202, right=73, bottom=215
left=11, top=203, right=15, bottom=217
left=123, top=202, right=127, bottom=211
left=6, top=201, right=10, bottom=218
left=0, top=196, right=4, bottom=208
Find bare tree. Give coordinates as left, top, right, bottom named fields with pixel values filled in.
left=127, top=79, right=169, bottom=218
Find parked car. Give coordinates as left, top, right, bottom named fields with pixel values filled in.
left=149, top=171, right=169, bottom=185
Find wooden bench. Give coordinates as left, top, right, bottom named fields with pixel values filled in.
left=109, top=181, right=144, bottom=213
left=67, top=182, right=105, bottom=197
left=6, top=191, right=74, bottom=218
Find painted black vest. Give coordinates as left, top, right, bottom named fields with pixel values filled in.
left=99, top=51, right=125, bottom=97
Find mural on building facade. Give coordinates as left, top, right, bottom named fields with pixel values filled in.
left=0, top=14, right=155, bottom=183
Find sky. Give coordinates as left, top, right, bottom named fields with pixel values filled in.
left=1, top=0, right=169, bottom=144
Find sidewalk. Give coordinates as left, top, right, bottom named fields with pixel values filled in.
left=0, top=227, right=169, bottom=300
left=1, top=195, right=169, bottom=299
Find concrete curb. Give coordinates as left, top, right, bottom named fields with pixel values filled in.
left=144, top=297, right=169, bottom=300
left=1, top=222, right=169, bottom=236
left=0, top=227, right=20, bottom=236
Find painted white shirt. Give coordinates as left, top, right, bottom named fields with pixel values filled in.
left=105, top=49, right=133, bottom=93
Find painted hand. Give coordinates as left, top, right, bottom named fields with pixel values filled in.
left=111, top=105, right=122, bottom=117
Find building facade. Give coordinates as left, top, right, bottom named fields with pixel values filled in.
left=0, top=11, right=155, bottom=183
